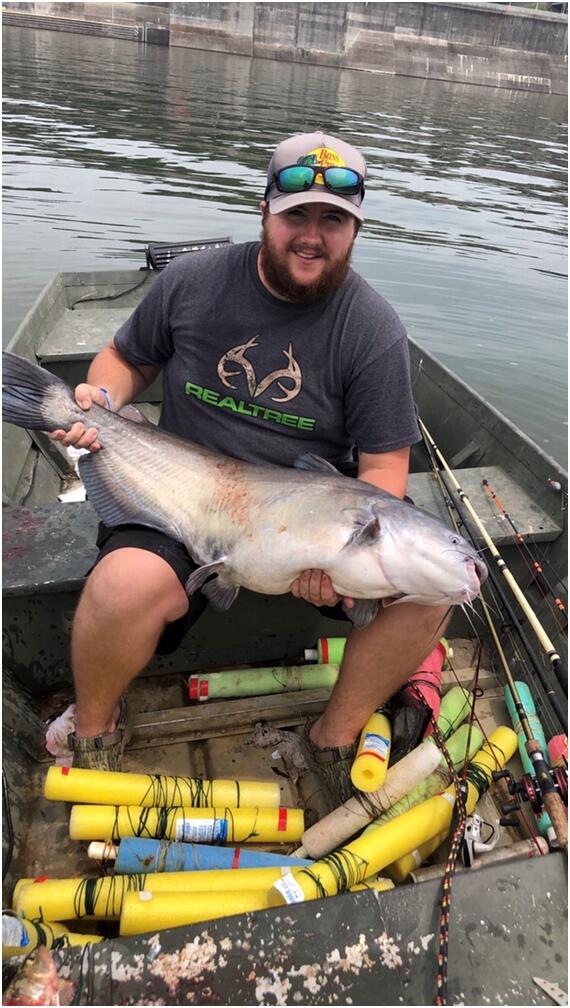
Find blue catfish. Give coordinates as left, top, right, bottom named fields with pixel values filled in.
left=2, top=352, right=487, bottom=627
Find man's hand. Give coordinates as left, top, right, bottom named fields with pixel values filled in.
left=291, top=569, right=354, bottom=610
left=48, top=384, right=109, bottom=452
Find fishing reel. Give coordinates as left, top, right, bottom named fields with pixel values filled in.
left=460, top=814, right=500, bottom=867
left=492, top=766, right=568, bottom=819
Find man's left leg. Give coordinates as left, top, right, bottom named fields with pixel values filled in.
left=310, top=602, right=450, bottom=750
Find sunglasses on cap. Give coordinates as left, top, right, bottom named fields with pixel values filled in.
left=266, top=164, right=364, bottom=199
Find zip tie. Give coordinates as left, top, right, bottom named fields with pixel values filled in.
left=99, top=387, right=113, bottom=411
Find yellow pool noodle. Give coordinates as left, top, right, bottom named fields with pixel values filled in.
left=14, top=875, right=146, bottom=921
left=45, top=766, right=280, bottom=809
left=271, top=726, right=517, bottom=904
left=350, top=709, right=391, bottom=792
left=349, top=877, right=395, bottom=893
left=385, top=723, right=518, bottom=882
left=11, top=879, right=36, bottom=910
left=384, top=831, right=447, bottom=884
left=120, top=889, right=273, bottom=935
left=13, top=866, right=292, bottom=921
left=69, top=805, right=304, bottom=843
left=2, top=917, right=103, bottom=959
left=142, top=866, right=297, bottom=892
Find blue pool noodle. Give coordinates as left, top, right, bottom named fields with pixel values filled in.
left=115, top=837, right=312, bottom=874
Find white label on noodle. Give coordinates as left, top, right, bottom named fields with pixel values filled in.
left=175, top=818, right=228, bottom=843
left=361, top=733, right=390, bottom=760
left=273, top=873, right=305, bottom=904
left=2, top=915, right=29, bottom=948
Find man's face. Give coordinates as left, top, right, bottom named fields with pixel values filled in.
left=258, top=202, right=358, bottom=303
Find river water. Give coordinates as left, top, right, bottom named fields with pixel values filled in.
left=3, top=27, right=567, bottom=465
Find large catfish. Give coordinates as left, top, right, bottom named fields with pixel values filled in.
left=2, top=352, right=487, bottom=627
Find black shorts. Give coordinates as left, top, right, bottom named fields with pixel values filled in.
left=93, top=523, right=349, bottom=655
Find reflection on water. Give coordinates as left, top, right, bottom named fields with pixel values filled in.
left=2, top=27, right=567, bottom=463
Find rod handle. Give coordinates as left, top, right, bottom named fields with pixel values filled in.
left=542, top=791, right=568, bottom=851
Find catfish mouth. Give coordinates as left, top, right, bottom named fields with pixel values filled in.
left=469, top=556, right=488, bottom=587
left=458, top=557, right=487, bottom=605
left=475, top=558, right=488, bottom=585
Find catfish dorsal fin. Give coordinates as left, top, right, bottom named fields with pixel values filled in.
left=294, top=453, right=341, bottom=475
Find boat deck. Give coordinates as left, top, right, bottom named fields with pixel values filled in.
left=4, top=637, right=567, bottom=1006
left=3, top=258, right=567, bottom=1005
left=18, top=638, right=529, bottom=883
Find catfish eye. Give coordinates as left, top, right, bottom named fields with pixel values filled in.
left=448, top=534, right=461, bottom=546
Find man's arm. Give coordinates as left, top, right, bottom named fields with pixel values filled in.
left=357, top=446, right=410, bottom=500
left=86, top=341, right=161, bottom=411
left=49, top=339, right=162, bottom=451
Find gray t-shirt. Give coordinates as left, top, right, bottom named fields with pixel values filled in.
left=115, top=241, right=420, bottom=469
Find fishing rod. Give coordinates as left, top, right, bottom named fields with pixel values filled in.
left=476, top=590, right=567, bottom=850
left=418, top=425, right=568, bottom=852
left=481, top=478, right=567, bottom=630
left=418, top=421, right=567, bottom=733
left=419, top=419, right=568, bottom=701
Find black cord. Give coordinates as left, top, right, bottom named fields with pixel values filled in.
left=69, top=270, right=151, bottom=310
left=72, top=940, right=95, bottom=1005
left=2, top=770, right=14, bottom=882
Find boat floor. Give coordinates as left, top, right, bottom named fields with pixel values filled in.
left=23, top=638, right=528, bottom=885
left=6, top=647, right=569, bottom=1007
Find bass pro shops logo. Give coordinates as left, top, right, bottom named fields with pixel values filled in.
left=217, top=336, right=302, bottom=404
left=298, top=146, right=346, bottom=174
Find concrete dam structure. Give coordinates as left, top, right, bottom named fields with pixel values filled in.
left=2, top=2, right=568, bottom=94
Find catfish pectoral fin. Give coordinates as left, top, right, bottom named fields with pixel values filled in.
left=185, top=559, right=227, bottom=596
left=343, top=513, right=381, bottom=549
left=202, top=579, right=240, bottom=611
left=344, top=599, right=379, bottom=628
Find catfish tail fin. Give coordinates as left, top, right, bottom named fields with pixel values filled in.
left=2, top=351, right=81, bottom=431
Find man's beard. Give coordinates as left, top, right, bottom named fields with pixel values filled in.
left=259, top=226, right=353, bottom=304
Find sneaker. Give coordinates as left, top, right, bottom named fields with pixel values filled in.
left=69, top=697, right=131, bottom=772
left=299, top=718, right=358, bottom=806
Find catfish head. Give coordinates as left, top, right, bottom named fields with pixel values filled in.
left=341, top=498, right=488, bottom=608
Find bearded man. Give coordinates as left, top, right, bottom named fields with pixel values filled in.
left=49, top=131, right=448, bottom=796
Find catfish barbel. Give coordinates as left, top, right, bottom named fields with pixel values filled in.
left=2, top=352, right=487, bottom=627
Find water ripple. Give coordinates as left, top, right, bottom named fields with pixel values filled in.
left=2, top=26, right=567, bottom=463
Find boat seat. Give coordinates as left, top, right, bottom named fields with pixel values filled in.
left=407, top=465, right=562, bottom=546
left=2, top=465, right=561, bottom=597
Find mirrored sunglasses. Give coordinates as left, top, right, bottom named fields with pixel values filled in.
left=268, top=164, right=364, bottom=198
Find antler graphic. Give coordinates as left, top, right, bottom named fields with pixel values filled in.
left=217, top=338, right=302, bottom=403
left=254, top=344, right=302, bottom=403
left=217, top=336, right=259, bottom=397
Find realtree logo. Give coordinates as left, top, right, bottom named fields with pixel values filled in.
left=184, top=382, right=316, bottom=431
left=217, top=336, right=302, bottom=403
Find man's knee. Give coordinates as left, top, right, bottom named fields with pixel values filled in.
left=79, top=548, right=189, bottom=625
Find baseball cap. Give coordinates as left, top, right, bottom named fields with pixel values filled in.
left=264, top=131, right=366, bottom=222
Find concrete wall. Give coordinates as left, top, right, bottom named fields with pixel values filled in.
left=3, top=2, right=568, bottom=93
